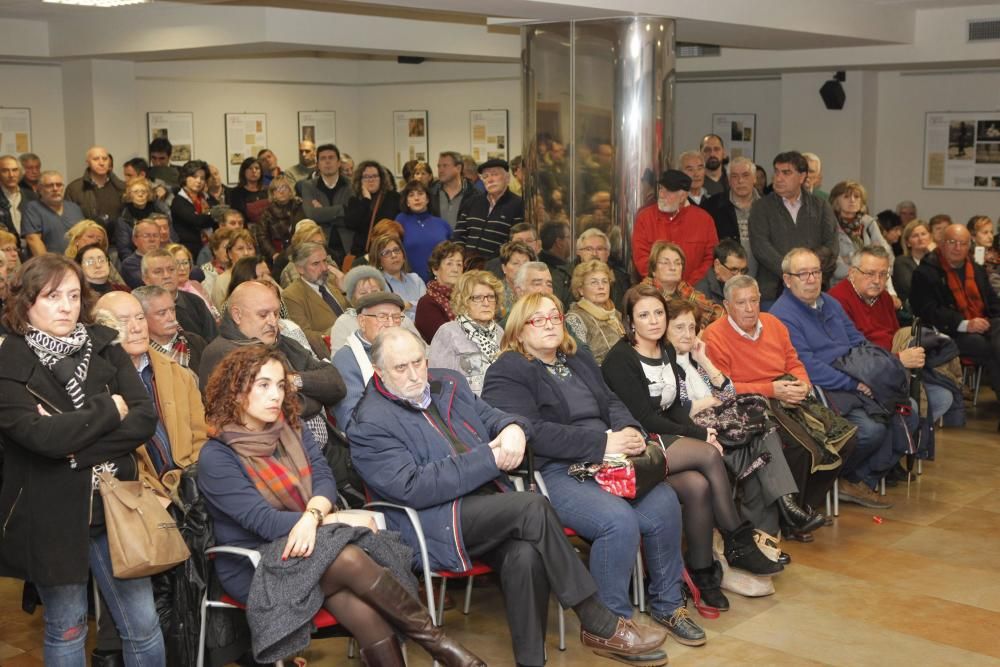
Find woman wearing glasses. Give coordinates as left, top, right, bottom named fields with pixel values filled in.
left=370, top=233, right=425, bottom=320
left=643, top=241, right=723, bottom=330
left=482, top=293, right=705, bottom=652
left=564, top=260, right=623, bottom=365
left=256, top=176, right=305, bottom=261
left=346, top=161, right=400, bottom=259
left=74, top=243, right=129, bottom=294
left=427, top=270, right=504, bottom=395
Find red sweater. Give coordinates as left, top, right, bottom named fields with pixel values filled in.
left=827, top=280, right=899, bottom=351
left=632, top=202, right=718, bottom=284
left=702, top=313, right=809, bottom=397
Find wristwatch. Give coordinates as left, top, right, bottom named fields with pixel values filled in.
left=291, top=373, right=303, bottom=390
left=307, top=507, right=324, bottom=524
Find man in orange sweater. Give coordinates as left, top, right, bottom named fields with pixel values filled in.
left=702, top=274, right=845, bottom=534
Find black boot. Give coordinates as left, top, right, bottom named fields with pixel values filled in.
left=688, top=562, right=729, bottom=611
left=357, top=569, right=486, bottom=667
left=91, top=650, right=124, bottom=667
left=360, top=635, right=406, bottom=667
left=724, top=521, right=784, bottom=576
left=777, top=494, right=825, bottom=533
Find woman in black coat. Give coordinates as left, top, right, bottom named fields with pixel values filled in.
left=346, top=160, right=400, bottom=258
left=0, top=254, right=162, bottom=665
left=171, top=160, right=217, bottom=259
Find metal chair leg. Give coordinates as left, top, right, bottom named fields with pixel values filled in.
left=917, top=458, right=923, bottom=475
left=879, top=477, right=886, bottom=496
left=463, top=576, right=474, bottom=615
left=825, top=489, right=832, bottom=516
left=347, top=638, right=356, bottom=659
left=635, top=551, right=646, bottom=614
left=437, top=578, right=447, bottom=627
left=833, top=481, right=840, bottom=516
left=558, top=604, right=566, bottom=651
left=973, top=366, right=983, bottom=406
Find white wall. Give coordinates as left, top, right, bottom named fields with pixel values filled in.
left=0, top=62, right=67, bottom=175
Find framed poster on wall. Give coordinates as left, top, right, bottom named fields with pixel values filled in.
left=224, top=113, right=267, bottom=184
left=298, top=111, right=336, bottom=146
left=470, top=109, right=509, bottom=163
left=0, top=108, right=32, bottom=155
left=146, top=112, right=194, bottom=165
left=711, top=113, right=756, bottom=162
left=923, top=111, right=1000, bottom=190
left=392, top=110, right=428, bottom=176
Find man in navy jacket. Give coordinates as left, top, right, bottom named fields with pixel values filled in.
left=348, top=327, right=667, bottom=667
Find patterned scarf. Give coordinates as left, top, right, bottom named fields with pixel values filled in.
left=838, top=214, right=864, bottom=241
left=219, top=418, right=313, bottom=512
left=936, top=246, right=985, bottom=320
left=25, top=323, right=92, bottom=409
left=457, top=314, right=500, bottom=364
left=575, top=297, right=625, bottom=338
left=149, top=331, right=191, bottom=368
left=540, top=351, right=572, bottom=379
left=425, top=280, right=455, bottom=320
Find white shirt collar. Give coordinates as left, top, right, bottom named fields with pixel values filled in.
left=726, top=315, right=763, bottom=341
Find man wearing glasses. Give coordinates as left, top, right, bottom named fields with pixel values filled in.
left=911, top=223, right=1000, bottom=405
left=22, top=170, right=85, bottom=256
left=696, top=239, right=749, bottom=305
left=332, top=291, right=406, bottom=427
left=121, top=220, right=163, bottom=289
left=771, top=248, right=900, bottom=509
left=703, top=156, right=760, bottom=278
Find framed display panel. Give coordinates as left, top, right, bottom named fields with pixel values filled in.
left=469, top=109, right=509, bottom=162
left=298, top=111, right=336, bottom=146
left=393, top=110, right=429, bottom=176
left=711, top=113, right=756, bottom=162
left=225, top=112, right=268, bottom=184
left=146, top=112, right=194, bottom=165
left=923, top=111, right=1000, bottom=190
left=0, top=107, right=32, bottom=155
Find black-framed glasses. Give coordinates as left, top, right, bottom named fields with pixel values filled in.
left=469, top=294, right=498, bottom=304
left=784, top=269, right=821, bottom=281
left=854, top=268, right=890, bottom=281
left=722, top=264, right=749, bottom=275
left=360, top=312, right=404, bottom=324
left=379, top=247, right=403, bottom=258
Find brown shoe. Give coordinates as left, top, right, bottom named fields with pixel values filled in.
left=360, top=635, right=406, bottom=667
left=838, top=479, right=892, bottom=509
left=581, top=617, right=668, bottom=657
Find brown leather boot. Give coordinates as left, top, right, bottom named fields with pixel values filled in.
left=360, top=635, right=406, bottom=667
left=358, top=570, right=486, bottom=667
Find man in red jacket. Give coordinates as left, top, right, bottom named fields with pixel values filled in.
left=632, top=169, right=717, bottom=284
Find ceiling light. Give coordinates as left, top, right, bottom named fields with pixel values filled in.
left=43, top=0, right=150, bottom=6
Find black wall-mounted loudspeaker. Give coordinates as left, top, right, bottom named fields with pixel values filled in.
left=819, top=71, right=846, bottom=110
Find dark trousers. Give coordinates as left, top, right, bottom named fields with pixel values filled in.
left=955, top=328, right=1000, bottom=395
left=727, top=431, right=798, bottom=535
left=782, top=434, right=857, bottom=511
left=460, top=492, right=598, bottom=667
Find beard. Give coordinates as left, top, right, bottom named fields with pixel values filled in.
left=658, top=199, right=679, bottom=214
left=705, top=157, right=721, bottom=171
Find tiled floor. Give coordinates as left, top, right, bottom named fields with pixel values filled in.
left=2, top=404, right=998, bottom=666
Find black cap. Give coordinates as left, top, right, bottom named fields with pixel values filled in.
left=355, top=291, right=405, bottom=313
left=658, top=169, right=691, bottom=192
left=477, top=158, right=509, bottom=174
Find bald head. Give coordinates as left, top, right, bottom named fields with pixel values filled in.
left=95, top=291, right=149, bottom=362
left=229, top=281, right=281, bottom=344
left=86, top=145, right=111, bottom=178
left=941, top=223, right=972, bottom=268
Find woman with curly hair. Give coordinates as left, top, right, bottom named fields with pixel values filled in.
left=414, top=241, right=464, bottom=342
left=643, top=241, right=723, bottom=330
left=198, top=345, right=483, bottom=667
left=564, top=260, right=623, bottom=365
left=256, top=176, right=306, bottom=260
left=346, top=161, right=400, bottom=258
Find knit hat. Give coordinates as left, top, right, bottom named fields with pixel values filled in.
left=343, top=265, right=387, bottom=305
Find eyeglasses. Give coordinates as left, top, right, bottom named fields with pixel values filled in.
left=469, top=293, right=498, bottom=303
left=82, top=257, right=107, bottom=266
left=175, top=259, right=191, bottom=268
left=526, top=313, right=564, bottom=328
left=785, top=269, right=822, bottom=281
left=360, top=312, right=405, bottom=324
left=361, top=174, right=380, bottom=181
left=586, top=278, right=610, bottom=288
left=41, top=182, right=64, bottom=189
left=944, top=239, right=971, bottom=248
left=380, top=247, right=403, bottom=258
left=135, top=233, right=159, bottom=241
left=579, top=246, right=607, bottom=255
left=721, top=264, right=749, bottom=275
left=855, top=268, right=890, bottom=281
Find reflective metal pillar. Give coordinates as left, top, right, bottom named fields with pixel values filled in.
left=523, top=17, right=675, bottom=270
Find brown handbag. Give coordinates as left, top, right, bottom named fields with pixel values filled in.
left=97, top=470, right=191, bottom=578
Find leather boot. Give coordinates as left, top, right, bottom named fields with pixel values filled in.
left=688, top=562, right=729, bottom=611
left=360, top=635, right=406, bottom=667
left=724, top=521, right=784, bottom=576
left=90, top=650, right=124, bottom=667
left=358, top=570, right=486, bottom=667
left=777, top=494, right=825, bottom=533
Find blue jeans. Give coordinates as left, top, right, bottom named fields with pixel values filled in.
left=34, top=532, right=165, bottom=667
left=924, top=382, right=953, bottom=422
left=841, top=407, right=895, bottom=489
left=541, top=466, right=685, bottom=617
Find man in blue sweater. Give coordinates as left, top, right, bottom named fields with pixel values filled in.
left=770, top=248, right=895, bottom=509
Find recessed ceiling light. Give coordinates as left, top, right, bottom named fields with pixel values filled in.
left=43, top=0, right=150, bottom=6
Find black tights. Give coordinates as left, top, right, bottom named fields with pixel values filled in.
left=664, top=437, right=742, bottom=569
left=318, top=545, right=395, bottom=650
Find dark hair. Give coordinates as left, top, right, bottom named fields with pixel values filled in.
left=237, top=157, right=261, bottom=188
left=256, top=148, right=273, bottom=159
left=149, top=137, right=172, bottom=157
left=772, top=151, right=808, bottom=173
left=74, top=242, right=108, bottom=265
left=700, top=133, right=725, bottom=149
left=228, top=255, right=272, bottom=297
left=928, top=214, right=952, bottom=229
left=539, top=221, right=569, bottom=251
left=2, top=254, right=96, bottom=335
left=401, top=160, right=432, bottom=184
left=203, top=345, right=302, bottom=432
left=370, top=234, right=410, bottom=273
left=876, top=209, right=903, bottom=233
left=178, top=160, right=209, bottom=187
left=621, top=283, right=669, bottom=347
left=427, top=240, right=464, bottom=273
left=399, top=180, right=431, bottom=214
left=438, top=151, right=462, bottom=168
left=352, top=160, right=390, bottom=199
left=124, top=157, right=149, bottom=175
left=509, top=222, right=537, bottom=240
left=666, top=299, right=699, bottom=333
left=500, top=240, right=536, bottom=265
left=510, top=155, right=524, bottom=170
left=316, top=143, right=340, bottom=160
left=713, top=238, right=747, bottom=263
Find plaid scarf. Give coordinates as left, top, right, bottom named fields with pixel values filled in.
left=425, top=280, right=455, bottom=320
left=219, top=418, right=313, bottom=512
left=149, top=331, right=191, bottom=368
left=25, top=323, right=92, bottom=410
left=936, top=246, right=985, bottom=321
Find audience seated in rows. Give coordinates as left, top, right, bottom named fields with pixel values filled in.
left=414, top=241, right=464, bottom=342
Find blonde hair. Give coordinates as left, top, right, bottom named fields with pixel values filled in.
left=166, top=242, right=192, bottom=262
left=570, top=259, right=614, bottom=300
left=123, top=176, right=154, bottom=204
left=64, top=219, right=108, bottom=257
left=501, top=292, right=577, bottom=359
left=901, top=219, right=930, bottom=257
left=290, top=220, right=324, bottom=249
left=451, top=270, right=505, bottom=318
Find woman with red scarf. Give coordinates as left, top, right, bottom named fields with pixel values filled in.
left=171, top=160, right=216, bottom=259
left=414, top=241, right=464, bottom=342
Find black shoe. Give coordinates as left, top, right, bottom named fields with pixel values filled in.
left=651, top=607, right=707, bottom=647
left=777, top=552, right=791, bottom=566
left=777, top=494, right=825, bottom=533
left=687, top=562, right=729, bottom=612
left=91, top=650, right=124, bottom=667
left=724, top=521, right=784, bottom=576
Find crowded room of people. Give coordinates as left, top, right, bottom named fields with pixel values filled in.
left=0, top=1, right=998, bottom=666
